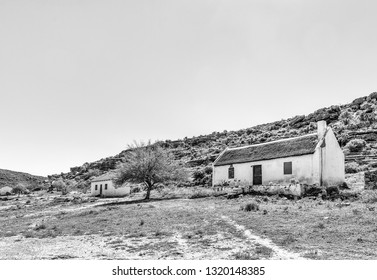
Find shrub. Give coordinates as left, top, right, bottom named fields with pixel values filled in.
left=233, top=251, right=257, bottom=260
left=339, top=109, right=353, bottom=125
left=345, top=162, right=360, bottom=174
left=193, top=170, right=205, bottom=181
left=204, top=166, right=213, bottom=175
left=243, top=202, right=259, bottom=212
left=345, top=139, right=366, bottom=152
left=35, top=223, right=47, bottom=231
left=52, top=180, right=66, bottom=191
left=317, top=222, right=325, bottom=229
left=12, top=183, right=27, bottom=196
left=131, top=186, right=142, bottom=193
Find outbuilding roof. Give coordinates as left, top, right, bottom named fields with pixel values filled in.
left=91, top=173, right=116, bottom=182
left=214, top=133, right=319, bottom=166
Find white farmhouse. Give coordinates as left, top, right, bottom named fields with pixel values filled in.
left=213, top=121, right=345, bottom=187
left=90, top=173, right=131, bottom=197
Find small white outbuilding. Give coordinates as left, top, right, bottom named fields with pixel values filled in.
left=90, top=173, right=131, bottom=197
left=213, top=121, right=345, bottom=187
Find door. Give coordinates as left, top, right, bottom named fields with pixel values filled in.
left=253, top=165, right=262, bottom=185
left=100, top=185, right=103, bottom=196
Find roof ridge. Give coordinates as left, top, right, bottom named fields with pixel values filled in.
left=227, top=133, right=317, bottom=151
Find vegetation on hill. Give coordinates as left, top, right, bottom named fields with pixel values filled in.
left=48, top=92, right=377, bottom=190
left=0, top=169, right=47, bottom=191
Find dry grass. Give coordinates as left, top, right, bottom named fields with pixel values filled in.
left=1, top=190, right=377, bottom=259
left=233, top=245, right=273, bottom=260
left=226, top=196, right=377, bottom=259
left=361, top=190, right=377, bottom=203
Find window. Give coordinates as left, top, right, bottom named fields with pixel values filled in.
left=284, top=162, right=292, bottom=174
left=105, top=184, right=108, bottom=190
left=95, top=185, right=97, bottom=190
left=228, top=164, right=235, bottom=179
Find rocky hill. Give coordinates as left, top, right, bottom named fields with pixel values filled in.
left=0, top=169, right=47, bottom=190
left=49, top=92, right=377, bottom=190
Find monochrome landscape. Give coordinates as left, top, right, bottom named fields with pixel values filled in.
left=2, top=92, right=377, bottom=259
left=1, top=1, right=377, bottom=261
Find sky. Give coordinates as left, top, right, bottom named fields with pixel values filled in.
left=1, top=0, right=377, bottom=176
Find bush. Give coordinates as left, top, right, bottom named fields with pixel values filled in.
left=345, top=139, right=366, bottom=152
left=52, top=180, right=66, bottom=191
left=12, top=183, right=27, bottom=195
left=339, top=109, right=353, bottom=125
left=242, top=202, right=259, bottom=212
left=204, top=166, right=213, bottom=175
left=345, top=162, right=360, bottom=174
left=193, top=170, right=205, bottom=181
left=131, top=186, right=141, bottom=193
left=233, top=251, right=258, bottom=260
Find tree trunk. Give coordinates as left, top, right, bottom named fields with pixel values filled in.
left=144, top=182, right=152, bottom=200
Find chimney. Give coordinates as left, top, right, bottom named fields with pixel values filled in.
left=317, top=120, right=327, bottom=140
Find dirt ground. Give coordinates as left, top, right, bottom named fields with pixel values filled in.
left=1, top=188, right=377, bottom=260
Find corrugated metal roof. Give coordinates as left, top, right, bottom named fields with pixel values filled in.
left=214, top=133, right=319, bottom=166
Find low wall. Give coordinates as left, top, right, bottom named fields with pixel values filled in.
left=215, top=183, right=342, bottom=199
left=249, top=184, right=304, bottom=197
left=216, top=184, right=305, bottom=198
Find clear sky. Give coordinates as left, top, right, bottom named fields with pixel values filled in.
left=1, top=0, right=376, bottom=176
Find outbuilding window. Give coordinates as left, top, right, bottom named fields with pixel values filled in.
left=228, top=164, right=235, bottom=179
left=105, top=184, right=108, bottom=190
left=95, top=185, right=98, bottom=190
left=284, top=162, right=292, bottom=175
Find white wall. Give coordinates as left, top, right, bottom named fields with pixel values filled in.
left=213, top=154, right=317, bottom=186
left=320, top=128, right=345, bottom=186
left=90, top=180, right=130, bottom=197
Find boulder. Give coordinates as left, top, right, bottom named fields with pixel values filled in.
left=289, top=115, right=305, bottom=128
left=0, top=186, right=13, bottom=196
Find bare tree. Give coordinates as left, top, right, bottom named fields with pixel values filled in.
left=114, top=141, right=188, bottom=200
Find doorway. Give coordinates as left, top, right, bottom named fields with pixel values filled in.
left=253, top=165, right=262, bottom=185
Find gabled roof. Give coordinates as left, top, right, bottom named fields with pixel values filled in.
left=91, top=173, right=116, bottom=182
left=214, top=133, right=319, bottom=166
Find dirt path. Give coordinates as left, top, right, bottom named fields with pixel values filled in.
left=221, top=215, right=304, bottom=260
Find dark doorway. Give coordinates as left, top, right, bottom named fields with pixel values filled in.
left=253, top=165, right=262, bottom=185
left=100, top=185, right=103, bottom=196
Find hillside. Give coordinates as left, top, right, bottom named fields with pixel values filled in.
left=50, top=92, right=377, bottom=189
left=0, top=169, right=47, bottom=190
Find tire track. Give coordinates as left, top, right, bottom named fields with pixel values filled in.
left=221, top=215, right=304, bottom=260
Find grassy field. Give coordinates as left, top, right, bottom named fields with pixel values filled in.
left=1, top=186, right=377, bottom=260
